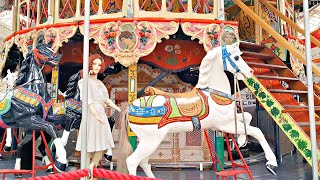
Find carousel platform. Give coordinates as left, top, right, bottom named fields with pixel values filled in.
left=0, top=151, right=312, bottom=180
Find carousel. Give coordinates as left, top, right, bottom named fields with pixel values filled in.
left=0, top=0, right=319, bottom=179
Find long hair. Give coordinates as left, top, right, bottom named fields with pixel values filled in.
left=116, top=103, right=133, bottom=174
left=89, top=54, right=105, bottom=74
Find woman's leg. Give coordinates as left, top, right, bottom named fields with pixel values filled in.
left=91, top=150, right=104, bottom=167
left=86, top=152, right=92, bottom=168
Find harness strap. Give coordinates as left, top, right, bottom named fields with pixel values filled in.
left=222, top=45, right=240, bottom=73
left=200, top=87, right=233, bottom=100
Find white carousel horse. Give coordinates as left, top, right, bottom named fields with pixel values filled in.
left=117, top=43, right=278, bottom=177
left=0, top=69, right=18, bottom=151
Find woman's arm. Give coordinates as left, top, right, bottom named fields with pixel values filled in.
left=89, top=104, right=106, bottom=124
left=105, top=98, right=121, bottom=112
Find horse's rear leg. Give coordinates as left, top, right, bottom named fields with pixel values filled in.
left=17, top=116, right=67, bottom=172
left=127, top=139, right=163, bottom=177
left=218, top=121, right=278, bottom=174
left=139, top=157, right=154, bottom=178
left=4, top=128, right=12, bottom=151
left=14, top=130, right=33, bottom=178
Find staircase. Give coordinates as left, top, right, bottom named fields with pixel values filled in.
left=240, top=41, right=320, bottom=171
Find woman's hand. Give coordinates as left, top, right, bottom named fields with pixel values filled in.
left=96, top=117, right=106, bottom=125
left=116, top=106, right=121, bottom=112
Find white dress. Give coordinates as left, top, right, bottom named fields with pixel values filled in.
left=75, top=78, right=115, bottom=152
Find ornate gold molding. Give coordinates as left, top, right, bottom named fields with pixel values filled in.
left=0, top=36, right=14, bottom=73
left=44, top=25, right=78, bottom=52
left=80, top=21, right=179, bottom=67
left=15, top=30, right=36, bottom=58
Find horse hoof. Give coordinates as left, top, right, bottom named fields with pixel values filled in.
left=104, top=154, right=112, bottom=162
left=47, top=168, right=54, bottom=174
left=14, top=173, right=23, bottom=178
left=54, top=160, right=66, bottom=172
left=266, top=164, right=277, bottom=175
left=3, top=146, right=11, bottom=152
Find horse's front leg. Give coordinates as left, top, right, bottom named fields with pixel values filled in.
left=235, top=112, right=252, bottom=147
left=217, top=121, right=278, bottom=175
left=37, top=131, right=54, bottom=173
left=14, top=130, right=33, bottom=178
left=4, top=128, right=12, bottom=151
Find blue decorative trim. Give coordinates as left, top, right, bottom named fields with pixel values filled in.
left=66, top=99, right=82, bottom=113
left=222, top=45, right=240, bottom=73
left=129, top=104, right=166, bottom=117
left=200, top=87, right=233, bottom=100
left=192, top=116, right=201, bottom=131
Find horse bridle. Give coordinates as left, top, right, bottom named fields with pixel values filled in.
left=221, top=45, right=248, bottom=145
left=222, top=45, right=240, bottom=73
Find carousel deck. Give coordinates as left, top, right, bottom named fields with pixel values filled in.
left=0, top=152, right=312, bottom=180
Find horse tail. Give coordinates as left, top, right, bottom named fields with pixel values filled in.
left=117, top=103, right=133, bottom=174
left=65, top=71, right=81, bottom=100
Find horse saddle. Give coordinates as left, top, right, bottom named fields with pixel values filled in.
left=145, top=87, right=199, bottom=99
left=0, top=92, right=13, bottom=116
left=145, top=87, right=203, bottom=116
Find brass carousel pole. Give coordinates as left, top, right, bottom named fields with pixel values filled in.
left=80, top=0, right=90, bottom=178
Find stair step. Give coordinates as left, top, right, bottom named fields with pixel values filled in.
left=242, top=51, right=273, bottom=60
left=247, top=62, right=287, bottom=69
left=282, top=105, right=320, bottom=112
left=297, top=122, right=320, bottom=127
left=268, top=89, right=308, bottom=94
left=240, top=41, right=265, bottom=52
left=256, top=75, right=300, bottom=81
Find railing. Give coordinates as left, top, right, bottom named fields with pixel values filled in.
left=17, top=0, right=49, bottom=30
left=133, top=0, right=218, bottom=20
left=13, top=0, right=219, bottom=31
left=54, top=0, right=127, bottom=23
left=233, top=0, right=320, bottom=78
left=281, top=0, right=296, bottom=36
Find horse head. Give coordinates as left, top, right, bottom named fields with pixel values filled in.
left=223, top=43, right=253, bottom=80
left=5, top=69, right=18, bottom=90
left=33, top=42, right=62, bottom=67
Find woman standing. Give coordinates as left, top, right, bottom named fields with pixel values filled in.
left=76, top=54, right=121, bottom=170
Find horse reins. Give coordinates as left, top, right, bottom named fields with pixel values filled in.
left=233, top=76, right=248, bottom=146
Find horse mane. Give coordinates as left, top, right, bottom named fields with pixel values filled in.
left=196, top=48, right=218, bottom=88
left=65, top=71, right=81, bottom=100
left=15, top=52, right=32, bottom=86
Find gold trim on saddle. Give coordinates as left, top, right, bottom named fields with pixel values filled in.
left=129, top=115, right=162, bottom=124
left=14, top=91, right=39, bottom=106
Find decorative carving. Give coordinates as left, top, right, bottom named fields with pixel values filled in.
left=80, top=21, right=179, bottom=67
left=0, top=37, right=14, bottom=73
left=15, top=30, right=37, bottom=58
left=44, top=25, right=78, bottom=52
left=182, top=22, right=239, bottom=52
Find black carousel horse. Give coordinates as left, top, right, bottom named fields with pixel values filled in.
left=0, top=42, right=67, bottom=174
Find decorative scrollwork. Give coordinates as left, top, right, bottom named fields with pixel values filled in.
left=0, top=37, right=14, bottom=73
left=181, top=22, right=223, bottom=52
left=15, top=30, right=36, bottom=58
left=80, top=21, right=179, bottom=67
left=45, top=25, right=78, bottom=52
